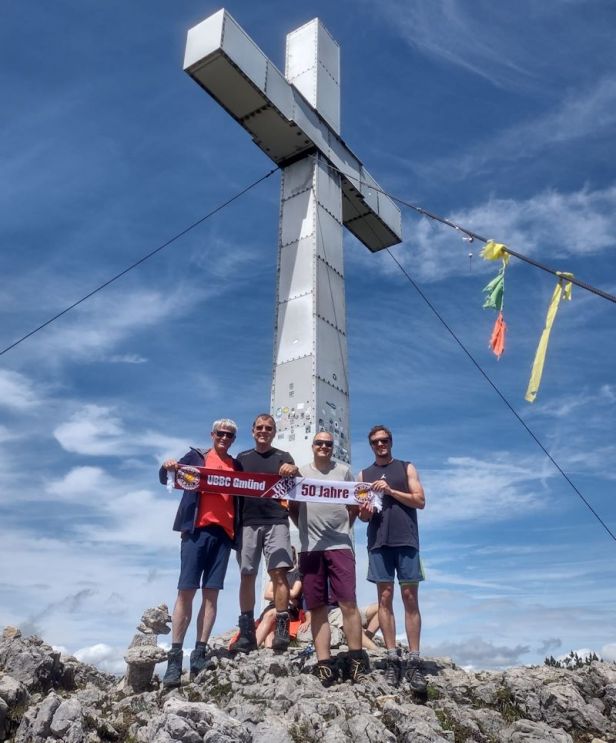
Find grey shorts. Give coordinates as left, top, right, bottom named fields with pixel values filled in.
left=238, top=523, right=293, bottom=574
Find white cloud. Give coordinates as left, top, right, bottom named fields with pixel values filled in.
left=42, top=463, right=178, bottom=547
left=46, top=466, right=112, bottom=501
left=106, top=354, right=148, bottom=364
left=42, top=289, right=188, bottom=362
left=53, top=405, right=187, bottom=459
left=422, top=454, right=550, bottom=526
left=0, top=369, right=41, bottom=410
left=432, top=77, right=616, bottom=179
left=426, top=567, right=519, bottom=592
left=375, top=1, right=616, bottom=106
left=531, top=385, right=616, bottom=419
left=8, top=284, right=207, bottom=367
left=80, top=488, right=178, bottom=548
left=423, top=637, right=530, bottom=669
left=375, top=0, right=537, bottom=90
left=601, top=643, right=616, bottom=662
left=600, top=384, right=616, bottom=403
left=74, top=642, right=125, bottom=674
left=0, top=424, right=17, bottom=443
left=54, top=405, right=126, bottom=456
left=390, top=184, right=616, bottom=282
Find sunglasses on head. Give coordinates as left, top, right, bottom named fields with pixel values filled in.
left=254, top=424, right=274, bottom=432
left=313, top=440, right=333, bottom=448
left=370, top=437, right=391, bottom=446
left=214, top=430, right=235, bottom=439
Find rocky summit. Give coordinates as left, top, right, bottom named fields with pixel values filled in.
left=1, top=625, right=615, bottom=743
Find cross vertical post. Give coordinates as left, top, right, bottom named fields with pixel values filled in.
left=272, top=21, right=349, bottom=466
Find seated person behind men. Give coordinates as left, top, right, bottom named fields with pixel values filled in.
left=296, top=602, right=380, bottom=651
left=256, top=548, right=302, bottom=648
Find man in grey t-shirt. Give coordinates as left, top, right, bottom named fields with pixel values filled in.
left=289, top=431, right=369, bottom=686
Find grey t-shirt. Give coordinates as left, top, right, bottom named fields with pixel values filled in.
left=297, top=461, right=355, bottom=552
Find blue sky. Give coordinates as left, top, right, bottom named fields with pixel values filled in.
left=1, top=0, right=615, bottom=672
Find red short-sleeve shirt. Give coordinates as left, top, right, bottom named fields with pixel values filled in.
left=195, top=449, right=235, bottom=538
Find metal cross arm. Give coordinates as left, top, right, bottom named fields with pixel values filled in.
left=184, top=8, right=402, bottom=251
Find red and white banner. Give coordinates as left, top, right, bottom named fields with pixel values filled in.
left=169, top=466, right=381, bottom=510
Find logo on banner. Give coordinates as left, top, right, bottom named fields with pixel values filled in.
left=176, top=466, right=201, bottom=491
left=353, top=483, right=373, bottom=505
left=271, top=477, right=294, bottom=500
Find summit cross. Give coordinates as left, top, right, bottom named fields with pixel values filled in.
left=184, top=9, right=402, bottom=465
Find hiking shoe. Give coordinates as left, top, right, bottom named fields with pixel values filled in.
left=162, top=648, right=183, bottom=688
left=313, top=660, right=338, bottom=688
left=189, top=645, right=211, bottom=680
left=404, top=655, right=427, bottom=693
left=229, top=614, right=257, bottom=654
left=347, top=654, right=370, bottom=684
left=271, top=611, right=290, bottom=653
left=384, top=654, right=401, bottom=687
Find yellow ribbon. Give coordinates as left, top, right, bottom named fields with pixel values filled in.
left=525, top=273, right=573, bottom=403
left=480, top=240, right=510, bottom=265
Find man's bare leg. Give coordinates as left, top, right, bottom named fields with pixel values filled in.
left=310, top=605, right=332, bottom=661
left=400, top=582, right=426, bottom=692
left=400, top=583, right=421, bottom=652
left=256, top=609, right=276, bottom=647
left=269, top=567, right=289, bottom=611
left=338, top=600, right=363, bottom=651
left=239, top=573, right=257, bottom=613
left=171, top=589, right=196, bottom=644
left=376, top=582, right=396, bottom=649
left=195, top=588, right=219, bottom=644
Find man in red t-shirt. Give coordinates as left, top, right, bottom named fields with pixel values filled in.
left=159, top=418, right=240, bottom=687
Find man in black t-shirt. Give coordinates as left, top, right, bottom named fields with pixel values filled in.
left=230, top=413, right=299, bottom=654
left=359, top=424, right=428, bottom=693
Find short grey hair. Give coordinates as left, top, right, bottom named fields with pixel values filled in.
left=211, top=418, right=238, bottom=434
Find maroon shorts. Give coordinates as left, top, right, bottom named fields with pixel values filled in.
left=299, top=548, right=357, bottom=610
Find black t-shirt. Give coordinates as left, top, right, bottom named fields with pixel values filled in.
left=237, top=447, right=295, bottom=526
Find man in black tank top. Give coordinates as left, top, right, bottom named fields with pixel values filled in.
left=358, top=425, right=428, bottom=694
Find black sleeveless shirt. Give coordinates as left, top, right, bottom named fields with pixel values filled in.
left=361, top=458, right=419, bottom=551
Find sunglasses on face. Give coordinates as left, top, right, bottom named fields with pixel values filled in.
left=214, top=431, right=235, bottom=439
left=370, top=437, right=391, bottom=446
left=254, top=425, right=274, bottom=432
left=313, top=440, right=333, bottom=448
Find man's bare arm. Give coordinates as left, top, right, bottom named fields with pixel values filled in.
left=405, top=463, right=426, bottom=509
left=370, top=463, right=425, bottom=509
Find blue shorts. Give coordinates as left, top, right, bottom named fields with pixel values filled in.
left=367, top=546, right=425, bottom=585
left=178, top=526, right=232, bottom=591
